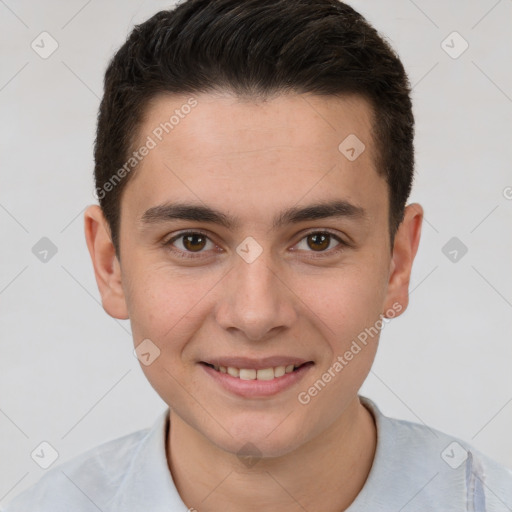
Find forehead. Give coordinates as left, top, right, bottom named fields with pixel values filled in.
left=139, top=91, right=375, bottom=161
left=122, top=91, right=386, bottom=227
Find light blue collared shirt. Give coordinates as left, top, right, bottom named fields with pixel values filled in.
left=2, top=396, right=511, bottom=511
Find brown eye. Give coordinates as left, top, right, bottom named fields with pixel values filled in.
left=306, top=233, right=331, bottom=251
left=181, top=233, right=207, bottom=252
left=293, top=231, right=346, bottom=258
left=165, top=231, right=215, bottom=258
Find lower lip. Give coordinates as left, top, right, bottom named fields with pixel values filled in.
left=201, top=363, right=313, bottom=398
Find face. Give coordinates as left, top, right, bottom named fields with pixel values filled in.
left=85, top=91, right=422, bottom=458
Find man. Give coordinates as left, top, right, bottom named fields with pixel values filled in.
left=3, top=0, right=511, bottom=510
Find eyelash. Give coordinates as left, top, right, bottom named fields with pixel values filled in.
left=163, top=230, right=349, bottom=260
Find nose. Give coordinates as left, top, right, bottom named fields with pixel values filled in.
left=214, top=245, right=297, bottom=342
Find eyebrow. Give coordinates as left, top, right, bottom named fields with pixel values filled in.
left=139, top=199, right=366, bottom=231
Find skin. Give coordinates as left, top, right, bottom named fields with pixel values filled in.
left=84, top=91, right=423, bottom=512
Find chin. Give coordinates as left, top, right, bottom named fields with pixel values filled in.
left=209, top=412, right=311, bottom=460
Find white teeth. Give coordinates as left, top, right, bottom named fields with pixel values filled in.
left=274, top=365, right=286, bottom=377
left=227, top=367, right=240, bottom=377
left=256, top=368, right=275, bottom=381
left=211, top=363, right=303, bottom=380
left=239, top=369, right=257, bottom=380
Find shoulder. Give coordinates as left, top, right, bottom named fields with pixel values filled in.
left=358, top=396, right=512, bottom=511
left=1, top=426, right=153, bottom=512
left=391, top=410, right=511, bottom=485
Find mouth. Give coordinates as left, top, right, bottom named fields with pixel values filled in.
left=200, top=361, right=314, bottom=381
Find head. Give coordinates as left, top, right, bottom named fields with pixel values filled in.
left=85, top=0, right=422, bottom=458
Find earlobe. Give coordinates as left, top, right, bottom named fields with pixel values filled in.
left=382, top=203, right=423, bottom=316
left=84, top=205, right=129, bottom=320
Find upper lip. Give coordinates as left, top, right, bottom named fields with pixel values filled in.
left=201, top=356, right=311, bottom=370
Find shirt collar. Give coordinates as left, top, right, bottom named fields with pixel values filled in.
left=347, top=396, right=470, bottom=511
left=112, top=396, right=472, bottom=511
left=108, top=408, right=188, bottom=511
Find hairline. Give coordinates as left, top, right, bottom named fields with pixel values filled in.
left=112, top=89, right=397, bottom=260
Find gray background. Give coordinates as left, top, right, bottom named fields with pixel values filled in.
left=1, top=0, right=511, bottom=503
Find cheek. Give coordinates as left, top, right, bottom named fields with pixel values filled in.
left=302, top=264, right=388, bottom=342
left=293, top=269, right=385, bottom=420
left=123, top=261, right=216, bottom=347
left=123, top=265, right=218, bottom=402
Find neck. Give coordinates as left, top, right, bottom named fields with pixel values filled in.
left=167, top=396, right=376, bottom=512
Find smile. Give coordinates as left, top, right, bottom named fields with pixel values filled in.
left=202, top=362, right=307, bottom=380
left=200, top=360, right=314, bottom=397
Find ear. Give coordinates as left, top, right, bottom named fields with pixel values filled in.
left=84, top=205, right=129, bottom=320
left=382, top=203, right=423, bottom=316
